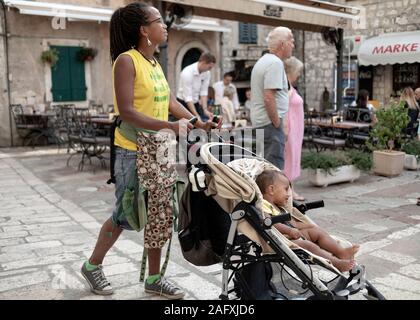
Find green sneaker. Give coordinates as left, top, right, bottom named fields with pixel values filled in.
left=81, top=262, right=113, bottom=295
left=145, top=277, right=185, bottom=300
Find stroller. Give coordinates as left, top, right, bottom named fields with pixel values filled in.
left=179, top=141, right=386, bottom=300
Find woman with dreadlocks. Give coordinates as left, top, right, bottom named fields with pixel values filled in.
left=81, top=2, right=219, bottom=299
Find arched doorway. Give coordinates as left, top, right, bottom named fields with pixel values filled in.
left=181, top=48, right=202, bottom=70
left=174, top=41, right=210, bottom=92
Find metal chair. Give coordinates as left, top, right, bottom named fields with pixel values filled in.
left=10, top=104, right=46, bottom=146
left=304, top=111, right=346, bottom=152
left=73, top=108, right=110, bottom=171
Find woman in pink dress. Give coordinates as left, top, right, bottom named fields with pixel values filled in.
left=283, top=57, right=305, bottom=201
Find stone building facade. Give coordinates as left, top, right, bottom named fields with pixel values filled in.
left=0, top=0, right=223, bottom=146
left=302, top=0, right=420, bottom=110
left=219, top=22, right=271, bottom=103
left=0, top=0, right=124, bottom=146
left=220, top=20, right=309, bottom=105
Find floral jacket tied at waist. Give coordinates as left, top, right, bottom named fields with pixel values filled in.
left=136, top=130, right=178, bottom=249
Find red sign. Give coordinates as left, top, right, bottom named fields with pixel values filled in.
left=372, top=43, right=419, bottom=54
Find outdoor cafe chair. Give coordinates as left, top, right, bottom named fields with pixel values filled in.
left=304, top=111, right=346, bottom=152
left=72, top=108, right=110, bottom=171
left=10, top=104, right=49, bottom=147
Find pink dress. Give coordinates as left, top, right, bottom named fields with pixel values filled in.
left=284, top=87, right=304, bottom=182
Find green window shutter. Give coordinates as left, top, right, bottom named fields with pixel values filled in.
left=239, top=23, right=258, bottom=44
left=69, top=47, right=87, bottom=101
left=51, top=46, right=87, bottom=102
left=51, top=46, right=72, bottom=102
left=250, top=24, right=258, bottom=44
left=239, top=23, right=250, bottom=44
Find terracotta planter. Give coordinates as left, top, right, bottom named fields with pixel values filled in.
left=404, top=154, right=420, bottom=170
left=373, top=150, right=405, bottom=177
left=307, top=165, right=361, bottom=187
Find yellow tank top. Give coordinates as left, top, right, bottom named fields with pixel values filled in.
left=113, top=49, right=170, bottom=151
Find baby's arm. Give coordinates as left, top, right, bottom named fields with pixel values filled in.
left=291, top=220, right=316, bottom=230
left=274, top=223, right=301, bottom=240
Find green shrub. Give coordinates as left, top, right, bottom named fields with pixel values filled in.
left=301, top=151, right=348, bottom=174
left=346, top=150, right=373, bottom=172
left=402, top=140, right=420, bottom=157
left=77, top=47, right=98, bottom=62
left=301, top=150, right=372, bottom=174
left=41, top=48, right=59, bottom=66
left=367, top=101, right=410, bottom=151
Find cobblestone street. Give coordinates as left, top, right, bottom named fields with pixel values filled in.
left=0, top=147, right=419, bottom=300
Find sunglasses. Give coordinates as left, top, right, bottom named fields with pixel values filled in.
left=147, top=17, right=165, bottom=25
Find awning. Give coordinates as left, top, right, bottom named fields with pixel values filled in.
left=4, top=0, right=230, bottom=33
left=162, top=0, right=361, bottom=32
left=181, top=18, right=231, bottom=33
left=358, top=31, right=420, bottom=66
left=4, top=0, right=113, bottom=22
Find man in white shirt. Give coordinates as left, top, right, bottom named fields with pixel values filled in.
left=177, top=52, right=216, bottom=122
left=213, top=72, right=240, bottom=110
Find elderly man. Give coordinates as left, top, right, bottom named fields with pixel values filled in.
left=213, top=72, right=240, bottom=110
left=177, top=52, right=216, bottom=122
left=250, top=27, right=295, bottom=169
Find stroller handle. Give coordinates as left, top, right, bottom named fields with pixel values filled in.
left=294, top=200, right=325, bottom=214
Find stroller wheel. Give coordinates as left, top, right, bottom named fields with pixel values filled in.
left=364, top=280, right=387, bottom=300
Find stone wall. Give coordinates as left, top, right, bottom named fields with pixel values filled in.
left=0, top=9, right=113, bottom=146
left=6, top=10, right=112, bottom=106
left=0, top=6, right=11, bottom=146
left=220, top=22, right=272, bottom=76
left=303, top=32, right=337, bottom=111
left=220, top=22, right=317, bottom=106
left=303, top=0, right=420, bottom=110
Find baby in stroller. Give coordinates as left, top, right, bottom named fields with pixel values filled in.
left=181, top=142, right=385, bottom=300
left=256, top=170, right=359, bottom=272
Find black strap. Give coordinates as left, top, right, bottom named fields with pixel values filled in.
left=107, top=116, right=122, bottom=185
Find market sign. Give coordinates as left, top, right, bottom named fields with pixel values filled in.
left=358, top=31, right=420, bottom=66
left=372, top=43, right=419, bottom=55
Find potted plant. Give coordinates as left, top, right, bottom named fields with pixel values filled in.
left=301, top=150, right=372, bottom=187
left=77, top=47, right=98, bottom=62
left=402, top=140, right=420, bottom=170
left=366, top=101, right=410, bottom=177
left=41, top=48, right=59, bottom=67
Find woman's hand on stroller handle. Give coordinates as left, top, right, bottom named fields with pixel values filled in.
left=196, top=116, right=223, bottom=132
left=170, top=118, right=194, bottom=136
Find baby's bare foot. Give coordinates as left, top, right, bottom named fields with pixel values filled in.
left=338, top=245, right=360, bottom=260
left=334, top=259, right=355, bottom=272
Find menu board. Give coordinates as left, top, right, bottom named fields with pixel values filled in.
left=393, top=63, right=419, bottom=94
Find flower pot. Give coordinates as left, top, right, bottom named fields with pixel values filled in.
left=404, top=154, right=419, bottom=170
left=307, top=165, right=361, bottom=187
left=373, top=150, right=405, bottom=177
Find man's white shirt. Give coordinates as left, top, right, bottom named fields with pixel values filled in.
left=177, top=62, right=210, bottom=103
left=213, top=81, right=240, bottom=110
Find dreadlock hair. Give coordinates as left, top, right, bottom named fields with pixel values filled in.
left=110, top=2, right=152, bottom=64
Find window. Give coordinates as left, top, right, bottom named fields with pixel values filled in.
left=51, top=46, right=87, bottom=102
left=239, top=23, right=258, bottom=44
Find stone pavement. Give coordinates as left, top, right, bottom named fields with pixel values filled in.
left=0, top=146, right=419, bottom=300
